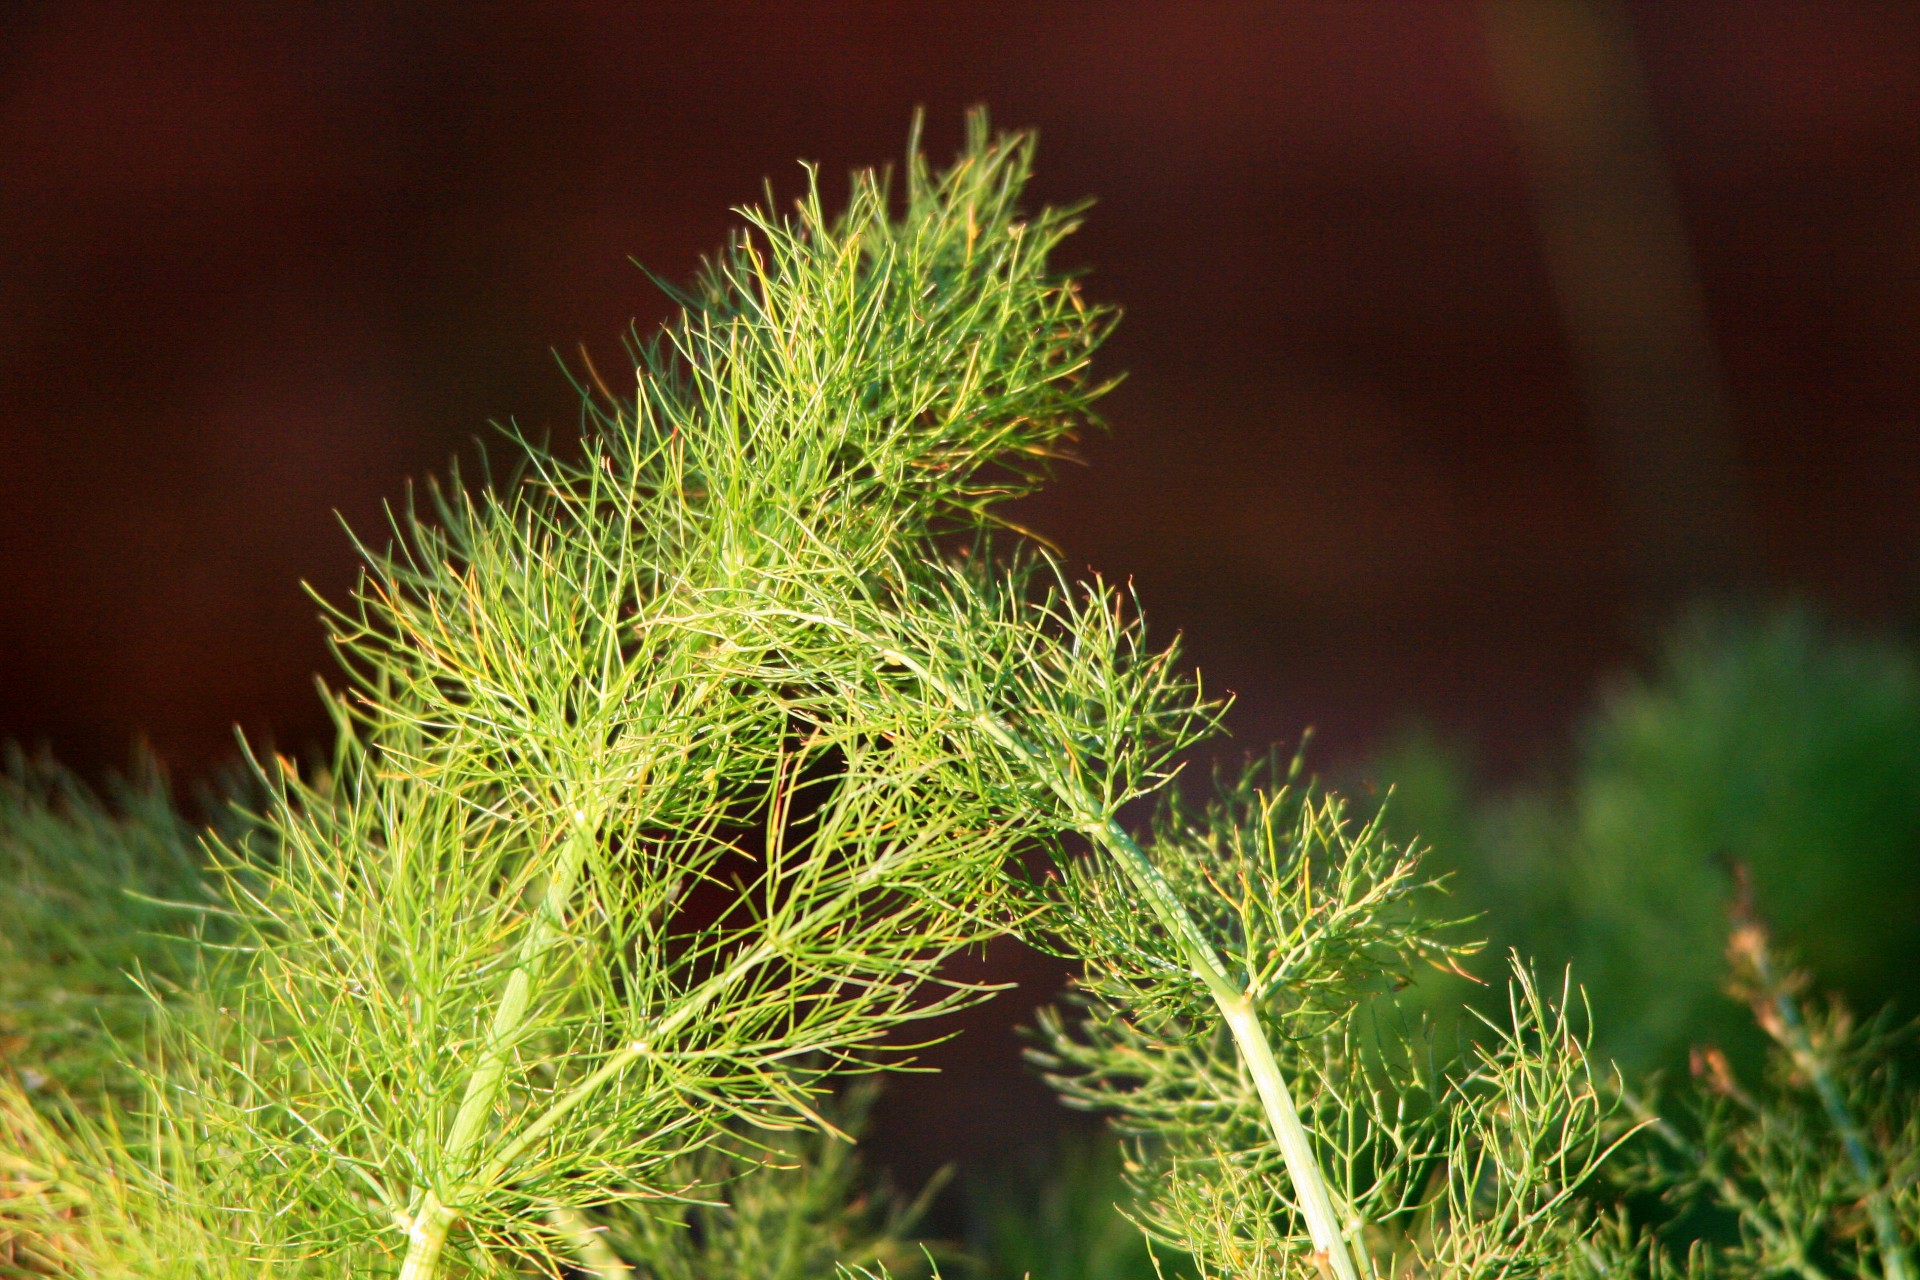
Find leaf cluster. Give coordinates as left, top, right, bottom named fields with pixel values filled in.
left=1031, top=763, right=1625, bottom=1279
left=0, top=114, right=1216, bottom=1279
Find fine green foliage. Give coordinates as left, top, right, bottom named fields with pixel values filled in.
left=1370, top=611, right=1920, bottom=1278
left=1, top=1066, right=248, bottom=1277
left=0, top=115, right=1208, bottom=1279
left=1573, top=608, right=1920, bottom=1068
left=210, top=114, right=1130, bottom=1278
left=1031, top=762, right=1624, bottom=1279
left=13, top=114, right=1876, bottom=1280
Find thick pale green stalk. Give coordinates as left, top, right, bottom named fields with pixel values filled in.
left=398, top=803, right=600, bottom=1280
left=1091, top=815, right=1364, bottom=1280
left=878, top=646, right=1368, bottom=1280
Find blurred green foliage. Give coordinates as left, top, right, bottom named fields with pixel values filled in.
left=591, top=1083, right=941, bottom=1280
left=964, top=1130, right=1188, bottom=1280
left=0, top=749, right=208, bottom=1096
left=1371, top=605, right=1920, bottom=1074
left=1602, top=910, right=1918, bottom=1280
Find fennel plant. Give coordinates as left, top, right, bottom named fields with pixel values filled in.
left=8, top=113, right=1217, bottom=1279
left=2, top=115, right=1662, bottom=1279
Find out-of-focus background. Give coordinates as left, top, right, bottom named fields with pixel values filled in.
left=3, top=1, right=1917, bottom=1189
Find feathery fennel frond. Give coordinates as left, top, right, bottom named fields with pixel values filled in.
left=0, top=114, right=1142, bottom=1280
left=1031, top=764, right=1625, bottom=1279
left=0, top=1064, right=254, bottom=1280
left=3, top=114, right=1655, bottom=1280
left=145, top=115, right=1125, bottom=1279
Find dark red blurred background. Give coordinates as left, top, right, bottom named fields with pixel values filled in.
left=3, top=2, right=1917, bottom=1178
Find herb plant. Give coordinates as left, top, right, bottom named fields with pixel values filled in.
left=1029, top=759, right=1622, bottom=1279
left=5, top=116, right=1906, bottom=1280
left=5, top=113, right=1184, bottom=1279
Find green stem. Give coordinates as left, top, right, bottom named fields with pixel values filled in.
left=398, top=803, right=600, bottom=1280
left=548, top=1204, right=633, bottom=1279
left=878, top=645, right=1367, bottom=1280
left=472, top=801, right=943, bottom=1191
left=1096, top=815, right=1364, bottom=1280
left=400, top=790, right=921, bottom=1274
left=471, top=933, right=780, bottom=1192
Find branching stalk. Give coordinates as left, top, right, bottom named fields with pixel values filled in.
left=879, top=644, right=1367, bottom=1280
left=397, top=756, right=977, bottom=1278
left=1098, top=816, right=1364, bottom=1280
left=473, top=932, right=783, bottom=1196
left=399, top=798, right=602, bottom=1280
